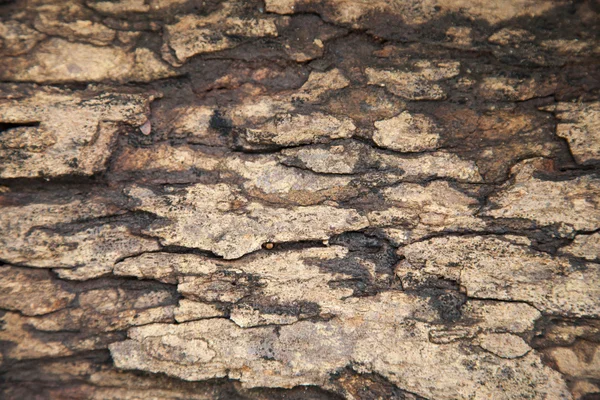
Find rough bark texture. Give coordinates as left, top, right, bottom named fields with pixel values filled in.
left=1, top=0, right=599, bottom=399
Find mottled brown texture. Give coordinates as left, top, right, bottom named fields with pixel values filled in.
left=1, top=0, right=599, bottom=399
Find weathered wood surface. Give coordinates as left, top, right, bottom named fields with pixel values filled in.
left=0, top=0, right=599, bottom=399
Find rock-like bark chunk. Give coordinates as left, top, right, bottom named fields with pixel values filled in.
left=398, top=235, right=600, bottom=317
left=0, top=193, right=159, bottom=280
left=561, top=233, right=600, bottom=261
left=370, top=180, right=485, bottom=244
left=280, top=140, right=481, bottom=181
left=366, top=61, right=460, bottom=100
left=1, top=39, right=175, bottom=83
left=110, top=292, right=569, bottom=399
left=164, top=4, right=281, bottom=63
left=373, top=111, right=441, bottom=152
left=127, top=183, right=369, bottom=258
left=115, top=246, right=397, bottom=327
left=551, top=102, right=600, bottom=165
left=0, top=89, right=155, bottom=178
left=483, top=159, right=600, bottom=233
left=245, top=112, right=356, bottom=147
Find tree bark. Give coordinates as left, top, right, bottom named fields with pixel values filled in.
left=1, top=0, right=599, bottom=399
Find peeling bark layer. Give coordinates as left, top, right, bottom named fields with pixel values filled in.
left=1, top=0, right=599, bottom=399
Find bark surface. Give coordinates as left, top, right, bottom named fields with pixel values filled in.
left=1, top=0, right=599, bottom=399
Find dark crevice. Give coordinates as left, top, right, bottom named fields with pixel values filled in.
left=0, top=121, right=40, bottom=133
